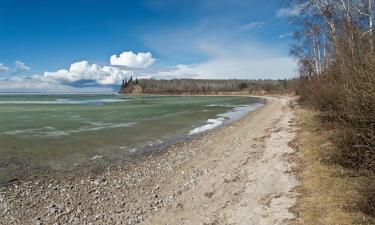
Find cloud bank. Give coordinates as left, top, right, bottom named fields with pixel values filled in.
left=43, top=60, right=130, bottom=85
left=0, top=52, right=148, bottom=93
left=0, top=51, right=157, bottom=93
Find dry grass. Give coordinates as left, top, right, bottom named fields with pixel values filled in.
left=294, top=108, right=375, bottom=225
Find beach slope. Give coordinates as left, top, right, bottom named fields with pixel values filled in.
left=142, top=96, right=298, bottom=225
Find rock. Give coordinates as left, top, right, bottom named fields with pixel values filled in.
left=176, top=203, right=184, bottom=209
left=204, top=191, right=215, bottom=198
left=115, top=208, right=125, bottom=213
left=93, top=177, right=106, bottom=186
left=8, top=178, right=21, bottom=185
left=34, top=217, right=43, bottom=225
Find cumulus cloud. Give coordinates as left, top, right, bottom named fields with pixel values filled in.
left=43, top=60, right=131, bottom=85
left=240, top=21, right=264, bottom=31
left=110, top=51, right=155, bottom=68
left=0, top=63, right=9, bottom=73
left=276, top=5, right=302, bottom=18
left=12, top=60, right=31, bottom=74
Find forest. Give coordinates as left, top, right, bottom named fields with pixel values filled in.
left=120, top=78, right=294, bottom=95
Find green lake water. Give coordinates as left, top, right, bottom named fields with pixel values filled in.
left=0, top=94, right=263, bottom=184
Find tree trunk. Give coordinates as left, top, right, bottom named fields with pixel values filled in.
left=369, top=0, right=374, bottom=56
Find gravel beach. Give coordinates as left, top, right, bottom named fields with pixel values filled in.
left=0, top=96, right=299, bottom=225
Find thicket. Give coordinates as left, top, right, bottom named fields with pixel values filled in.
left=288, top=0, right=375, bottom=216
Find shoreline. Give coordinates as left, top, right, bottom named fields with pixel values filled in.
left=0, top=96, right=298, bottom=225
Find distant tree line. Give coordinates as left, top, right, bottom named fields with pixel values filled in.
left=120, top=78, right=295, bottom=94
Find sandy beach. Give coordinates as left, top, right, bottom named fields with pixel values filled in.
left=0, top=96, right=299, bottom=225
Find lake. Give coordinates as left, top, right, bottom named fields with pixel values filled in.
left=0, top=94, right=263, bottom=184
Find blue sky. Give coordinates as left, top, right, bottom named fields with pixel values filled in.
left=0, top=0, right=298, bottom=92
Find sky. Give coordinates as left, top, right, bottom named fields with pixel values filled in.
left=0, top=0, right=298, bottom=93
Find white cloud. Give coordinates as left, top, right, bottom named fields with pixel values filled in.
left=110, top=51, right=155, bottom=68
left=240, top=21, right=264, bottom=31
left=276, top=5, right=302, bottom=18
left=43, top=60, right=131, bottom=85
left=12, top=60, right=31, bottom=74
left=0, top=63, right=9, bottom=73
